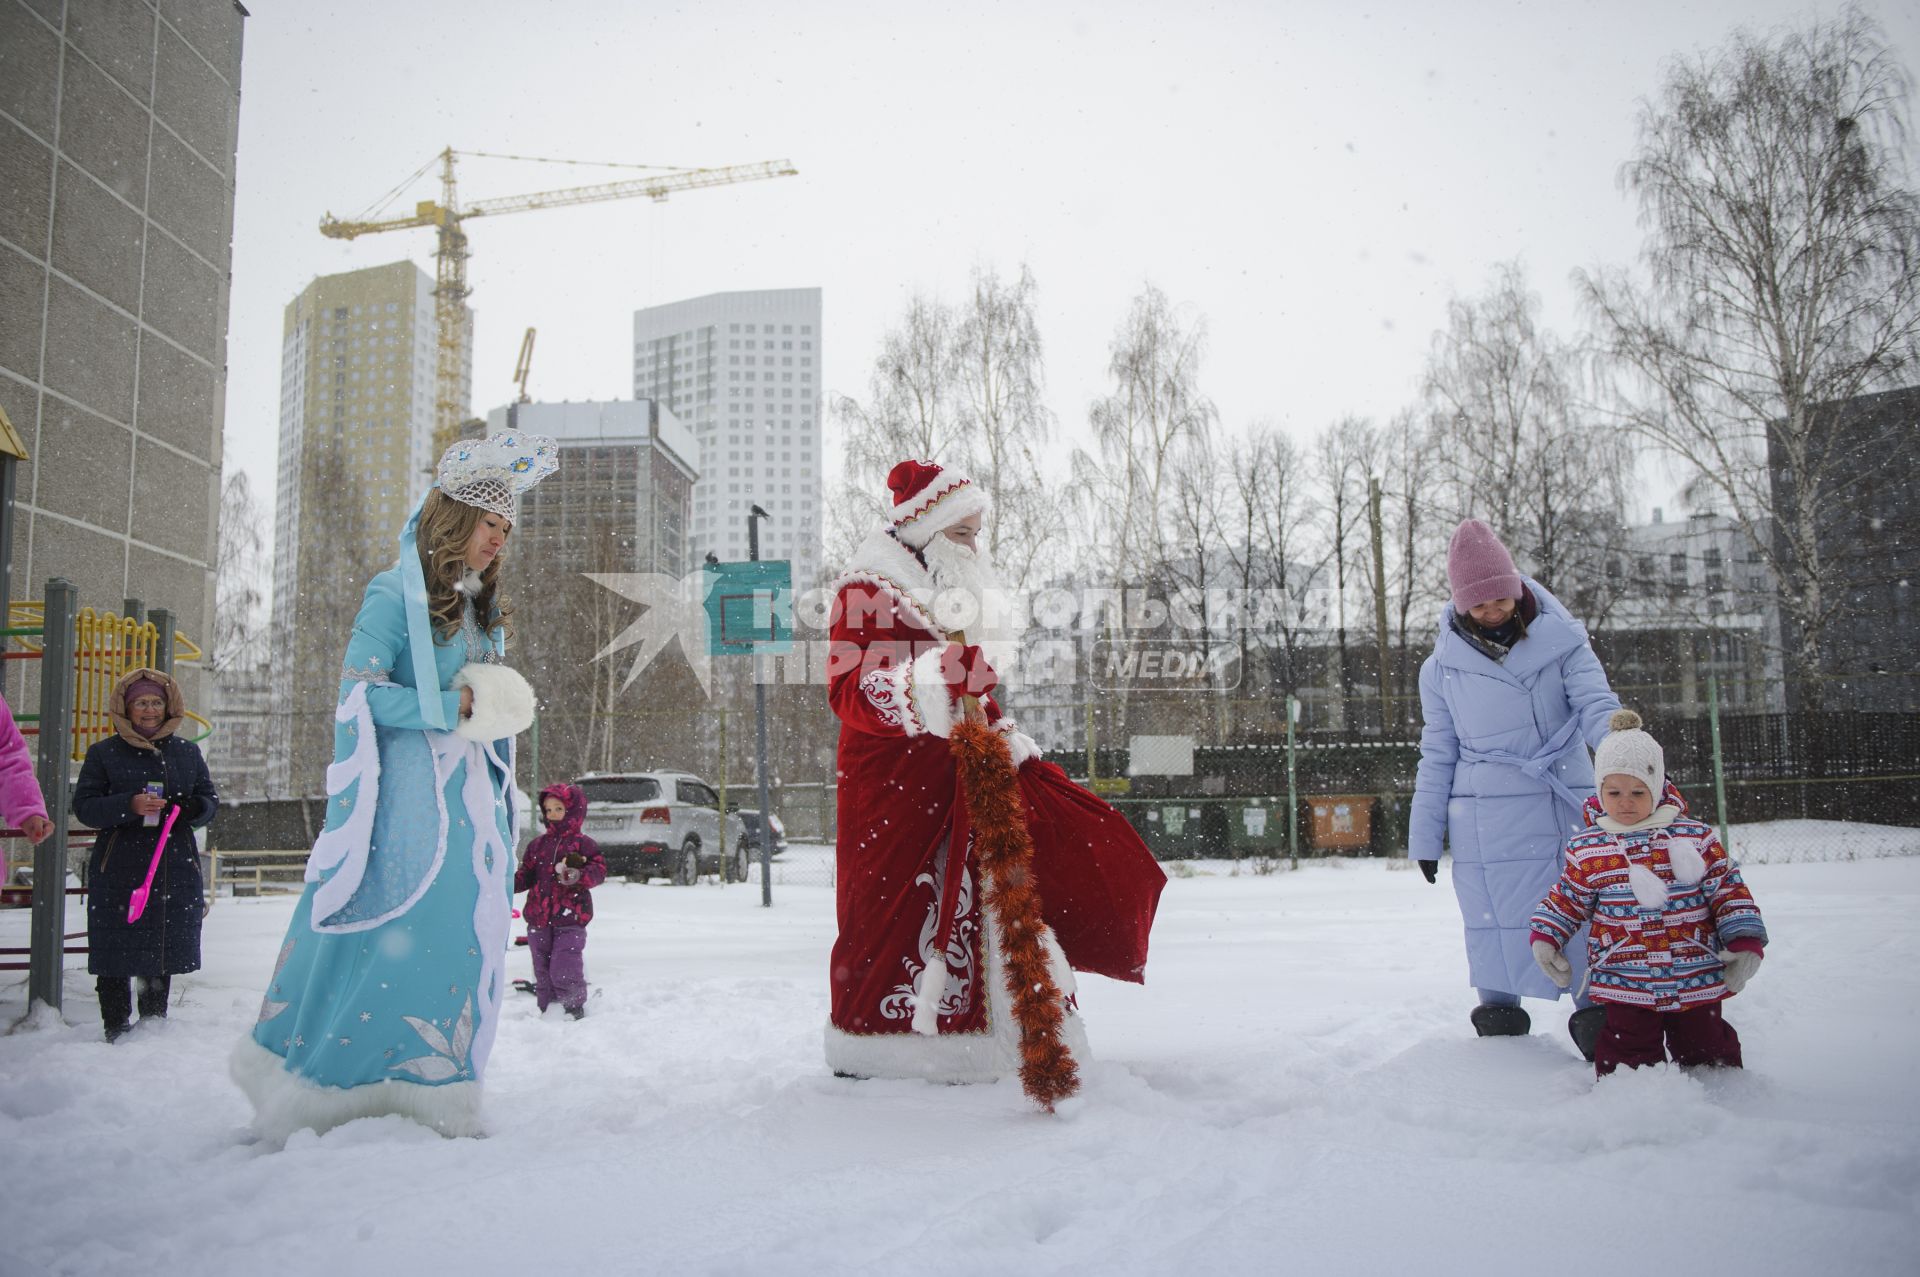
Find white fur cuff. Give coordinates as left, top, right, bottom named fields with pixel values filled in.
left=910, top=647, right=956, bottom=739
left=452, top=663, right=536, bottom=741
left=996, top=720, right=1041, bottom=768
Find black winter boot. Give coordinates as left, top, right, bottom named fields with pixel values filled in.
left=1567, top=1006, right=1606, bottom=1062
left=97, top=977, right=132, bottom=1043
left=564, top=1004, right=586, bottom=1020
left=1470, top=1003, right=1532, bottom=1037
left=136, top=976, right=171, bottom=1021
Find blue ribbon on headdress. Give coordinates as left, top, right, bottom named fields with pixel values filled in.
left=398, top=489, right=450, bottom=730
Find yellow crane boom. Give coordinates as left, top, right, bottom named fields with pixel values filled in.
left=513, top=326, right=536, bottom=404
left=319, top=148, right=798, bottom=456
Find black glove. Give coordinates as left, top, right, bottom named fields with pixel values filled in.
left=1418, top=859, right=1438, bottom=885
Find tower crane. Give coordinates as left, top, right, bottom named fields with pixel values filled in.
left=512, top=327, right=537, bottom=404
left=320, top=148, right=798, bottom=456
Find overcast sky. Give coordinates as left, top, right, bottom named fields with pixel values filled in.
left=222, top=0, right=1920, bottom=528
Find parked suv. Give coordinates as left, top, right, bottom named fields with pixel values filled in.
left=734, top=808, right=788, bottom=858
left=575, top=772, right=750, bottom=884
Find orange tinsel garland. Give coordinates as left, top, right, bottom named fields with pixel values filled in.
left=950, top=717, right=1081, bottom=1112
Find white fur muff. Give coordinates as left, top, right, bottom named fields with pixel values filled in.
left=451, top=664, right=536, bottom=740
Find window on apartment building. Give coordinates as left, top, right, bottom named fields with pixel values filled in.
left=763, top=340, right=773, bottom=350
left=1668, top=553, right=1686, bottom=577
left=801, top=325, right=813, bottom=334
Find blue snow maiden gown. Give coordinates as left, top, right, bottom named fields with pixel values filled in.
left=231, top=566, right=520, bottom=1141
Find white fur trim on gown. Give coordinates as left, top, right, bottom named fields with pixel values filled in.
left=230, top=1036, right=485, bottom=1142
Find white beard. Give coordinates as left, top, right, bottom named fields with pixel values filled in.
left=922, top=533, right=997, bottom=600
left=921, top=535, right=1024, bottom=673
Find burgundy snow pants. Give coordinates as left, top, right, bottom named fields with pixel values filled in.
left=528, top=925, right=588, bottom=1012
left=1595, top=1000, right=1742, bottom=1077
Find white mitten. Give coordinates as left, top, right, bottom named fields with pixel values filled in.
left=1532, top=939, right=1572, bottom=988
left=1717, top=949, right=1762, bottom=994
left=555, top=864, right=582, bottom=887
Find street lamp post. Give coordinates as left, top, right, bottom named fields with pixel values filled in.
left=747, top=505, right=775, bottom=907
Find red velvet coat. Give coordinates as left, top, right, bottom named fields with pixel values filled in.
left=826, top=532, right=1165, bottom=1053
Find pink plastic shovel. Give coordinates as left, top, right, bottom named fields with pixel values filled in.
left=127, top=804, right=180, bottom=924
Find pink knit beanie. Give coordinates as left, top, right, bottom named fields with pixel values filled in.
left=1447, top=519, right=1523, bottom=611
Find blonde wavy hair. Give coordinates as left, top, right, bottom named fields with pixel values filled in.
left=416, top=488, right=514, bottom=643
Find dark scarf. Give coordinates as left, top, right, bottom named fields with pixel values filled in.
left=1450, top=586, right=1538, bottom=664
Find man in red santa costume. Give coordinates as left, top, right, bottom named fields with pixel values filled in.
left=825, top=458, right=1167, bottom=1083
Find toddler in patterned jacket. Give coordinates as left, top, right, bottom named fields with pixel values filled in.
left=513, top=782, right=607, bottom=1018
left=1529, top=710, right=1767, bottom=1077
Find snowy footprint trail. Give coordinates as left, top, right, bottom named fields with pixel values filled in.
left=2, top=856, right=1916, bottom=1275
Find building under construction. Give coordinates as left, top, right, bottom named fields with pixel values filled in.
left=266, top=260, right=466, bottom=796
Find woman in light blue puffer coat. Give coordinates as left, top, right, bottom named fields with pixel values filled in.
left=1408, top=520, right=1621, bottom=1055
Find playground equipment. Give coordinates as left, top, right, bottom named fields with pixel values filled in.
left=1, top=580, right=206, bottom=1011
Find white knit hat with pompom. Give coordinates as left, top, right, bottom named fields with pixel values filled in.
left=1592, top=708, right=1663, bottom=789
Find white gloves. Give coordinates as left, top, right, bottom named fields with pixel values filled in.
left=1717, top=949, right=1762, bottom=994
left=1532, top=939, right=1572, bottom=988
left=555, top=863, right=582, bottom=887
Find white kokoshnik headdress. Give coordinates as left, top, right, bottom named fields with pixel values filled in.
left=395, top=432, right=560, bottom=729
left=435, top=432, right=560, bottom=523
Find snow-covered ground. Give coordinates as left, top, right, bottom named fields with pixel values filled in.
left=1724, top=817, right=1920, bottom=863
left=2, top=847, right=1916, bottom=1276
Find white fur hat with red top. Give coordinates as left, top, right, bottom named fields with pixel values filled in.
left=886, top=458, right=991, bottom=549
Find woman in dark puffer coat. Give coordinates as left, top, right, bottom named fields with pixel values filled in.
left=72, top=668, right=218, bottom=1041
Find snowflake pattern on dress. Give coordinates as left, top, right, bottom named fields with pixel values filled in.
left=391, top=993, right=476, bottom=1082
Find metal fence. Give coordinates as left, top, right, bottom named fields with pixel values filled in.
left=214, top=672, right=1920, bottom=891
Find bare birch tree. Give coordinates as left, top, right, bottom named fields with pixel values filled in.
left=1376, top=410, right=1442, bottom=668
left=1072, top=284, right=1218, bottom=590
left=1161, top=428, right=1227, bottom=734
left=212, top=469, right=269, bottom=672
left=952, top=264, right=1061, bottom=590
left=831, top=294, right=963, bottom=490
left=1425, top=262, right=1630, bottom=605
left=1314, top=415, right=1373, bottom=721
left=1579, top=7, right=1920, bottom=696
left=1249, top=430, right=1323, bottom=709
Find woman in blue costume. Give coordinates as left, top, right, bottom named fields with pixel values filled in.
left=232, top=433, right=557, bottom=1141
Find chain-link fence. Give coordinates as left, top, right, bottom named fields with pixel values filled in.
left=1016, top=673, right=1920, bottom=868
left=205, top=672, right=1918, bottom=893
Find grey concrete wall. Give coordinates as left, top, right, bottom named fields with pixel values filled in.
left=0, top=0, right=245, bottom=718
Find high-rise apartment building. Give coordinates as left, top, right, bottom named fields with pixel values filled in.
left=268, top=259, right=470, bottom=795
left=484, top=398, right=698, bottom=580
left=482, top=398, right=699, bottom=779
left=632, top=289, right=822, bottom=585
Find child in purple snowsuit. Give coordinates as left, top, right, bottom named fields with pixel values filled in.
left=514, top=783, right=606, bottom=1018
